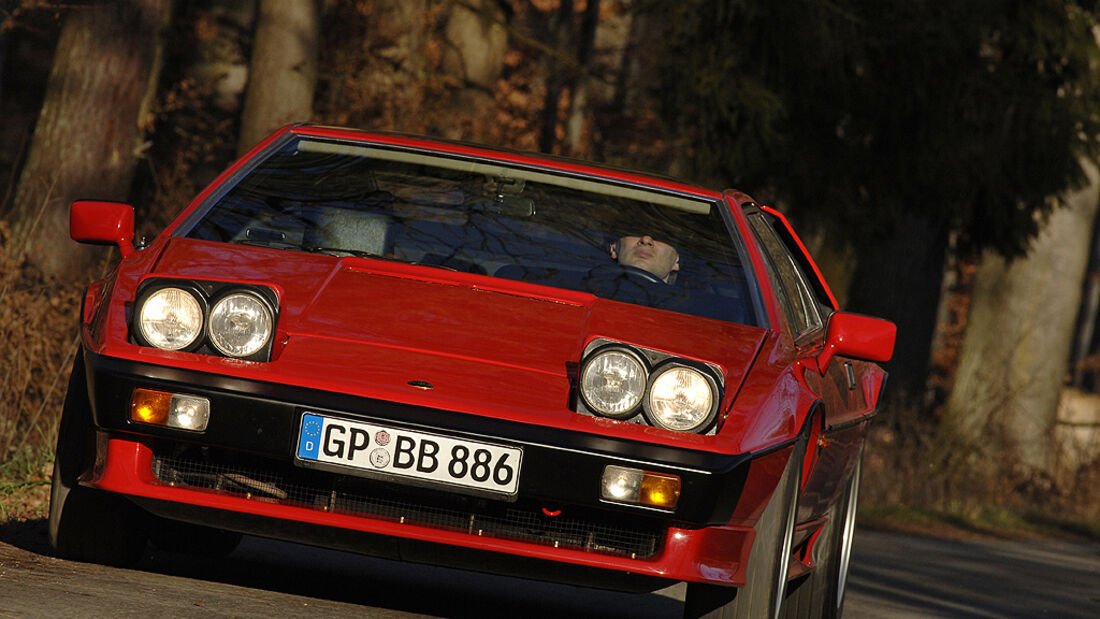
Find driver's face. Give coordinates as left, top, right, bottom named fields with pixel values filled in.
left=610, top=234, right=680, bottom=283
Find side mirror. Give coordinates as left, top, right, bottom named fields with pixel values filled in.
left=817, top=312, right=896, bottom=371
left=70, top=200, right=135, bottom=259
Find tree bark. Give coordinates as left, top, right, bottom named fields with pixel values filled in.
left=563, top=0, right=599, bottom=157
left=236, top=0, right=319, bottom=155
left=439, top=0, right=507, bottom=141
left=942, top=160, right=1100, bottom=475
left=5, top=1, right=170, bottom=279
left=1070, top=206, right=1100, bottom=387
left=375, top=0, right=427, bottom=82
left=191, top=0, right=255, bottom=115
left=538, top=0, right=574, bottom=153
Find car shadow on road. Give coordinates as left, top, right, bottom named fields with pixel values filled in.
left=0, top=517, right=52, bottom=556
left=0, top=518, right=682, bottom=618
left=139, top=535, right=684, bottom=618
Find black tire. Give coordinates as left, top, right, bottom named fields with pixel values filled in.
left=150, top=518, right=242, bottom=558
left=684, top=438, right=806, bottom=619
left=48, top=353, right=149, bottom=567
left=780, top=455, right=862, bottom=619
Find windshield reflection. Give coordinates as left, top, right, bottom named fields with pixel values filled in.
left=186, top=138, right=760, bottom=326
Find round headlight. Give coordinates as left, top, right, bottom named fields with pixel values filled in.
left=138, top=287, right=203, bottom=350
left=580, top=348, right=647, bottom=418
left=208, top=292, right=273, bottom=358
left=644, top=364, right=717, bottom=433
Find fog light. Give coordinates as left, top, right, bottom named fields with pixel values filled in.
left=130, top=388, right=210, bottom=431
left=602, top=466, right=642, bottom=503
left=601, top=465, right=680, bottom=509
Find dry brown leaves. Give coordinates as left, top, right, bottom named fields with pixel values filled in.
left=0, top=219, right=83, bottom=462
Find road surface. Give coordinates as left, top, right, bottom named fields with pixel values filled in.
left=0, top=520, right=1097, bottom=617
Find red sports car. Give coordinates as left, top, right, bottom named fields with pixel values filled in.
left=52, top=124, right=894, bottom=618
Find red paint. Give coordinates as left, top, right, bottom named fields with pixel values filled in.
left=70, top=200, right=135, bottom=258
left=817, top=312, right=897, bottom=372
left=88, top=436, right=758, bottom=584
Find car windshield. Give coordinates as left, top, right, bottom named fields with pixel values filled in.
left=183, top=137, right=761, bottom=326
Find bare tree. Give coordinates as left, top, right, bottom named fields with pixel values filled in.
left=563, top=0, right=599, bottom=156
left=5, top=1, right=171, bottom=279
left=376, top=0, right=428, bottom=88
left=237, top=0, right=320, bottom=155
left=191, top=0, right=255, bottom=116
left=538, top=0, right=574, bottom=153
left=942, top=161, right=1100, bottom=477
left=440, top=0, right=507, bottom=141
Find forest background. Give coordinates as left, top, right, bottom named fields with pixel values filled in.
left=1, top=0, right=1100, bottom=535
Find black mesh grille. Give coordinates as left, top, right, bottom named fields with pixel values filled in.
left=150, top=446, right=665, bottom=560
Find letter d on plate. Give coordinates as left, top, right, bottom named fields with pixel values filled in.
left=298, top=413, right=323, bottom=459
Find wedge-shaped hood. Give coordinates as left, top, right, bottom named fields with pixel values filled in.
left=152, top=239, right=768, bottom=430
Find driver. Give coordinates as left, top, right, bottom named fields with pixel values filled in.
left=609, top=234, right=679, bottom=283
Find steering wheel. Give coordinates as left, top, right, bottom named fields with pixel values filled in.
left=620, top=265, right=665, bottom=285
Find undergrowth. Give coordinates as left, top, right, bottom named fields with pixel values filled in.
left=0, top=445, right=51, bottom=523
left=860, top=391, right=1100, bottom=540
left=859, top=504, right=1100, bottom=542
left=0, top=219, right=82, bottom=523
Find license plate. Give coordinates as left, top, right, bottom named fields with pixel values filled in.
left=295, top=413, right=522, bottom=496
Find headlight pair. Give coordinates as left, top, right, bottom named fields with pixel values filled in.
left=579, top=344, right=721, bottom=434
left=134, top=279, right=278, bottom=360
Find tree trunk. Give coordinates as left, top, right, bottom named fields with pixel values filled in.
left=563, top=0, right=600, bottom=157
left=845, top=209, right=949, bottom=397
left=942, top=160, right=1100, bottom=476
left=375, top=0, right=427, bottom=85
left=439, top=0, right=507, bottom=142
left=1070, top=205, right=1100, bottom=388
left=191, top=0, right=255, bottom=115
left=5, top=1, right=170, bottom=280
left=188, top=0, right=255, bottom=188
left=237, top=0, right=319, bottom=155
left=539, top=0, right=574, bottom=153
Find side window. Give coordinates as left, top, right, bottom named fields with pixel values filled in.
left=748, top=214, right=824, bottom=339
left=765, top=212, right=836, bottom=316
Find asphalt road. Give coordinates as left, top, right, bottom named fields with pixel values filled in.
left=0, top=521, right=1097, bottom=618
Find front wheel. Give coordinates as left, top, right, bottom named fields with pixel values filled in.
left=780, top=455, right=862, bottom=619
left=684, top=438, right=805, bottom=619
left=48, top=353, right=149, bottom=566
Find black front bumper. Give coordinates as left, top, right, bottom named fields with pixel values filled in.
left=84, top=349, right=752, bottom=527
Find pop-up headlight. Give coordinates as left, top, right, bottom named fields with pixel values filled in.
left=136, top=287, right=204, bottom=350
left=580, top=347, right=647, bottom=418
left=208, top=291, right=273, bottom=358
left=643, top=363, right=719, bottom=433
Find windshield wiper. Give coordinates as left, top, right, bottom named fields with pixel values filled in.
left=303, top=245, right=382, bottom=259
left=303, top=246, right=464, bottom=271
left=302, top=246, right=427, bottom=266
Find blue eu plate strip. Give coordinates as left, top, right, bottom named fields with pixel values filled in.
left=298, top=413, right=323, bottom=460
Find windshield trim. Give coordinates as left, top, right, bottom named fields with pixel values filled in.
left=298, top=140, right=713, bottom=214
left=173, top=135, right=722, bottom=238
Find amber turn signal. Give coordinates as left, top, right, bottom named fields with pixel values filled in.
left=640, top=473, right=682, bottom=509
left=601, top=465, right=681, bottom=510
left=130, top=388, right=210, bottom=431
